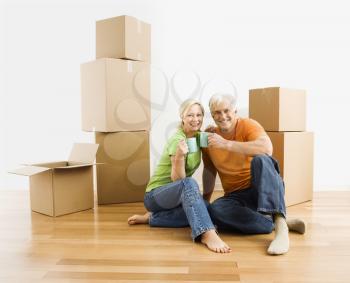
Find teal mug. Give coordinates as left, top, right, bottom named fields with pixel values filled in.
left=186, top=137, right=199, bottom=153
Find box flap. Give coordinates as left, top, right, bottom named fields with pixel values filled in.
left=23, top=161, right=67, bottom=168
left=8, top=166, right=51, bottom=176
left=54, top=162, right=103, bottom=170
left=68, top=143, right=99, bottom=164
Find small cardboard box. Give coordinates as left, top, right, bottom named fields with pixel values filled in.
left=9, top=143, right=99, bottom=217
left=95, top=131, right=150, bottom=204
left=249, top=87, right=306, bottom=131
left=81, top=58, right=150, bottom=132
left=96, top=15, right=151, bottom=62
left=267, top=132, right=314, bottom=206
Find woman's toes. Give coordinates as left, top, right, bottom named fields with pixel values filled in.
left=128, top=212, right=150, bottom=225
left=127, top=215, right=138, bottom=225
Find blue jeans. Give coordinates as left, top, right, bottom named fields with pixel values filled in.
left=144, top=177, right=215, bottom=240
left=209, top=155, right=286, bottom=234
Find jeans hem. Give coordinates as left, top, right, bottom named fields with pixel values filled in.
left=148, top=213, right=154, bottom=226
left=192, top=225, right=216, bottom=241
left=258, top=207, right=286, bottom=219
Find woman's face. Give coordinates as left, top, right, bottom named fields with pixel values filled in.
left=182, top=104, right=203, bottom=133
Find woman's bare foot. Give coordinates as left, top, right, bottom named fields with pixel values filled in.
left=127, top=212, right=151, bottom=225
left=201, top=229, right=232, bottom=253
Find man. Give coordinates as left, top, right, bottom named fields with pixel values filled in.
left=202, top=93, right=305, bottom=255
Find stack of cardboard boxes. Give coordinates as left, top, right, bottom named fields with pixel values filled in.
left=249, top=87, right=314, bottom=206
left=81, top=15, right=151, bottom=204
left=8, top=15, right=151, bottom=217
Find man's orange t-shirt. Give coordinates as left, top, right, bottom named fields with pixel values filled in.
left=202, top=118, right=265, bottom=194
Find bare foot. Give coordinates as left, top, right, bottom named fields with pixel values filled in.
left=201, top=229, right=232, bottom=253
left=127, top=212, right=151, bottom=225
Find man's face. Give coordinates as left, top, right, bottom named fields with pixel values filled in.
left=211, top=100, right=236, bottom=132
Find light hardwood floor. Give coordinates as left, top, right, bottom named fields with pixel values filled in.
left=0, top=190, right=350, bottom=283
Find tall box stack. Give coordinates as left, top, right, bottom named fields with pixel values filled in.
left=81, top=15, right=151, bottom=204
left=249, top=87, right=314, bottom=206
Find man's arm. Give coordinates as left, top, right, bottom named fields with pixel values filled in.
left=208, top=133, right=273, bottom=157
left=227, top=133, right=273, bottom=156
left=202, top=151, right=217, bottom=202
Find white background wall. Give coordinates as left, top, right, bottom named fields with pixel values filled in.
left=1, top=0, right=349, bottom=191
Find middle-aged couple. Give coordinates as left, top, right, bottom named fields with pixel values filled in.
left=128, top=94, right=306, bottom=255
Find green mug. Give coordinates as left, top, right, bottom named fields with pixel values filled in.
left=199, top=132, right=209, bottom=148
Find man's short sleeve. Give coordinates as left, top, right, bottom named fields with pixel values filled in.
left=243, top=119, right=265, bottom=141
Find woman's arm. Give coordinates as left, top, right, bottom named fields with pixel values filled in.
left=170, top=139, right=188, bottom=181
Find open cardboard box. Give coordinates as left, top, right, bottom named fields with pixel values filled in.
left=9, top=143, right=99, bottom=217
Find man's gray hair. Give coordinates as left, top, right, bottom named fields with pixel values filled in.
left=209, top=93, right=237, bottom=113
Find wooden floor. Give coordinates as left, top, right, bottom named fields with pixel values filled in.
left=0, top=190, right=350, bottom=283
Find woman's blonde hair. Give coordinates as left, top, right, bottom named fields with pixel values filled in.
left=179, top=99, right=205, bottom=126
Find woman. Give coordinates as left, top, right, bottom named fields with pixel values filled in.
left=128, top=99, right=231, bottom=253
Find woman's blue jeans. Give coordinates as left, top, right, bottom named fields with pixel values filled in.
left=144, top=177, right=215, bottom=240
left=209, top=155, right=286, bottom=234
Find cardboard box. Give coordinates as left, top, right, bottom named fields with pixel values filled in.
left=249, top=87, right=306, bottom=131
left=9, top=144, right=99, bottom=217
left=96, top=15, right=151, bottom=62
left=267, top=132, right=314, bottom=206
left=81, top=58, right=150, bottom=132
left=95, top=131, right=150, bottom=204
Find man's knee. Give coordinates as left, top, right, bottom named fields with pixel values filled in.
left=251, top=154, right=277, bottom=171
left=251, top=154, right=270, bottom=166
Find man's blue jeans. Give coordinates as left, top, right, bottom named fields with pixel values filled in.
left=209, top=155, right=286, bottom=234
left=144, top=177, right=215, bottom=240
